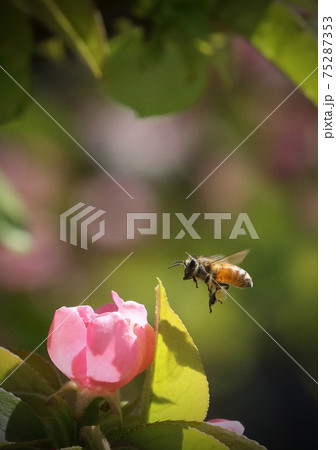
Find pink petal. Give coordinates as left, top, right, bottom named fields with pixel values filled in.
left=111, top=291, right=124, bottom=308
left=207, top=419, right=245, bottom=435
left=118, top=301, right=148, bottom=326
left=76, top=305, right=97, bottom=325
left=95, top=303, right=118, bottom=314
left=100, top=322, right=156, bottom=390
left=94, top=291, right=124, bottom=314
left=47, top=306, right=88, bottom=386
left=86, top=313, right=138, bottom=389
left=133, top=323, right=156, bottom=375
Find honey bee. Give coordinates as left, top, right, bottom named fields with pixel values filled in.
left=168, top=250, right=253, bottom=313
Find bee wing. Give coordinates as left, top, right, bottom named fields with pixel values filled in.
left=211, top=249, right=251, bottom=265
left=207, top=254, right=225, bottom=262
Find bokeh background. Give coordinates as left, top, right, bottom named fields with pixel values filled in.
left=0, top=2, right=317, bottom=449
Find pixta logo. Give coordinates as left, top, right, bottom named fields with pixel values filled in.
left=60, top=202, right=106, bottom=249
left=127, top=213, right=259, bottom=240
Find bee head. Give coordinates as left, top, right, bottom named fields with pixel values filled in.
left=183, top=256, right=198, bottom=280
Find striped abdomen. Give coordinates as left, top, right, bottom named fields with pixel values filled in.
left=214, top=263, right=253, bottom=288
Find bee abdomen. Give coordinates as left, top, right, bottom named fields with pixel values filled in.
left=242, top=271, right=253, bottom=288
left=235, top=267, right=253, bottom=288
left=216, top=264, right=253, bottom=288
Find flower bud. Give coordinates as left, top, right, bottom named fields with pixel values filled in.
left=47, top=291, right=155, bottom=391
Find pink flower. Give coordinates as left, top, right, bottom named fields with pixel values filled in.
left=207, top=419, right=245, bottom=435
left=47, top=291, right=156, bottom=391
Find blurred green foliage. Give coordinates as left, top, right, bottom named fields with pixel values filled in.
left=0, top=171, right=32, bottom=253
left=16, top=0, right=107, bottom=77
left=104, top=27, right=208, bottom=116
left=0, top=2, right=31, bottom=124
left=0, top=0, right=317, bottom=122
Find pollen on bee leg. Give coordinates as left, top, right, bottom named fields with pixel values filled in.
left=215, top=288, right=227, bottom=303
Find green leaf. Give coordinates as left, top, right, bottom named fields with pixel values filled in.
left=11, top=350, right=62, bottom=392
left=250, top=2, right=317, bottom=104
left=78, top=398, right=103, bottom=428
left=120, top=396, right=140, bottom=417
left=220, top=0, right=317, bottom=104
left=0, top=172, right=32, bottom=253
left=0, top=2, right=31, bottom=124
left=175, top=421, right=266, bottom=450
left=103, top=29, right=208, bottom=117
left=42, top=395, right=77, bottom=448
left=0, top=388, right=46, bottom=443
left=60, top=447, right=83, bottom=450
left=79, top=426, right=109, bottom=450
left=282, top=0, right=317, bottom=15
left=219, top=0, right=272, bottom=36
left=119, top=422, right=228, bottom=450
left=12, top=393, right=52, bottom=422
left=98, top=411, right=138, bottom=443
left=140, top=280, right=209, bottom=423
left=18, top=0, right=107, bottom=77
left=0, top=438, right=52, bottom=448
left=0, top=348, right=55, bottom=398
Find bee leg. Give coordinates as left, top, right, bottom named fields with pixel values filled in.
left=193, top=277, right=199, bottom=288
left=216, top=284, right=229, bottom=304
left=208, top=297, right=213, bottom=313
left=208, top=292, right=217, bottom=313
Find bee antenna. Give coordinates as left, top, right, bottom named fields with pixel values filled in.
left=168, top=261, right=185, bottom=269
